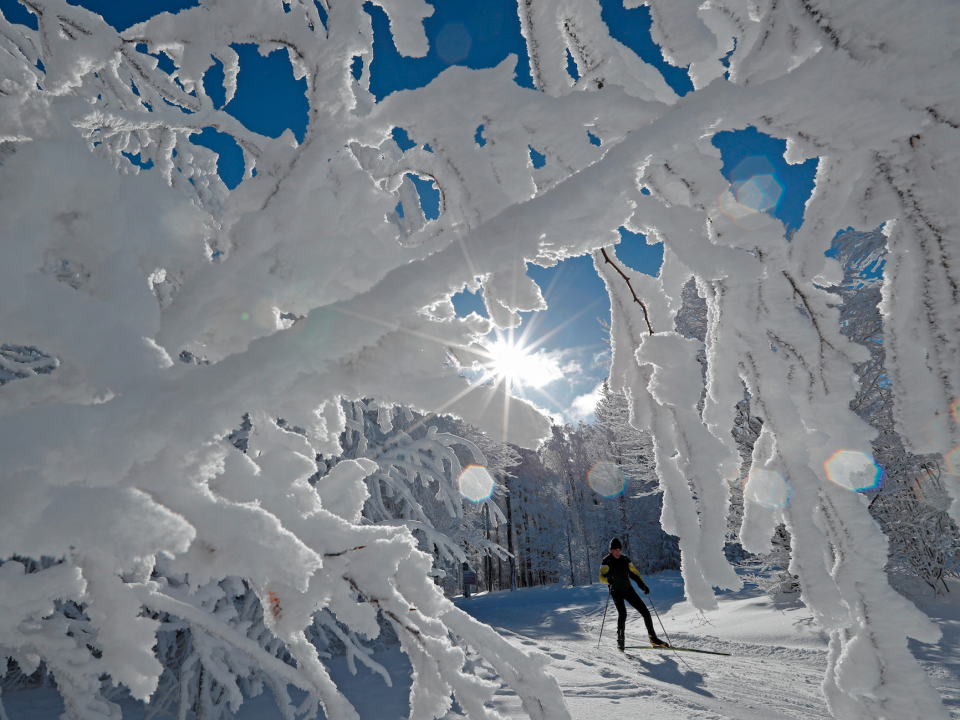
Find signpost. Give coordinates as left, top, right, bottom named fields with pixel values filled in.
left=463, top=569, right=476, bottom=598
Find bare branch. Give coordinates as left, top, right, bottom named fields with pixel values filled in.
left=600, top=247, right=654, bottom=334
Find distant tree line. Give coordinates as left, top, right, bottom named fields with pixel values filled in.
left=332, top=388, right=680, bottom=598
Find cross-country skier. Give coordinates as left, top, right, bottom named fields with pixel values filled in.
left=599, top=537, right=669, bottom=651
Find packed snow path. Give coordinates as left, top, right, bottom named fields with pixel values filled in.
left=461, top=574, right=831, bottom=720
left=459, top=572, right=960, bottom=720
left=4, top=571, right=960, bottom=719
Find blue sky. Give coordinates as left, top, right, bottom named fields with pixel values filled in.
left=1, top=0, right=817, bottom=422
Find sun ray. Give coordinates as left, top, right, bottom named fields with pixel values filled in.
left=475, top=372, right=508, bottom=420
left=500, top=378, right=512, bottom=443
left=455, top=234, right=482, bottom=288
left=326, top=305, right=535, bottom=443
left=331, top=279, right=577, bottom=434
left=525, top=384, right=567, bottom=412
left=332, top=305, right=480, bottom=356
left=518, top=294, right=605, bottom=351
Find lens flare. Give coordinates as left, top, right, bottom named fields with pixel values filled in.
left=946, top=445, right=960, bottom=476
left=458, top=465, right=495, bottom=502
left=724, top=471, right=741, bottom=490
left=730, top=156, right=777, bottom=181
left=743, top=469, right=791, bottom=508
left=734, top=175, right=782, bottom=213
left=718, top=156, right=784, bottom=229
left=824, top=450, right=883, bottom=492
left=436, top=23, right=472, bottom=63
left=588, top=461, right=626, bottom=498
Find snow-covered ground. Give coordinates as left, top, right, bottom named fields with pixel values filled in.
left=462, top=572, right=832, bottom=720
left=5, top=571, right=960, bottom=719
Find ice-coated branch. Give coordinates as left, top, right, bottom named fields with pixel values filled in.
left=131, top=585, right=312, bottom=695
left=582, top=2, right=960, bottom=716
left=2, top=0, right=960, bottom=717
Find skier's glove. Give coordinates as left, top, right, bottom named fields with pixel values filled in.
left=640, top=583, right=650, bottom=594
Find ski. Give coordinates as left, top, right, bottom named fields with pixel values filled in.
left=623, top=646, right=731, bottom=656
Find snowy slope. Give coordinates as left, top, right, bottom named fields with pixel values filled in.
left=461, top=573, right=831, bottom=720
left=456, top=574, right=960, bottom=720
left=462, top=571, right=960, bottom=720
left=5, top=572, right=960, bottom=719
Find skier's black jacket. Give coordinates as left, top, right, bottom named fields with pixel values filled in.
left=599, top=553, right=649, bottom=594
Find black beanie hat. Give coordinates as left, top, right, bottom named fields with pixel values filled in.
left=609, top=537, right=622, bottom=551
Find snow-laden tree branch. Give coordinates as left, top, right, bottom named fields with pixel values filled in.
left=1, top=0, right=958, bottom=717
left=549, top=1, right=957, bottom=716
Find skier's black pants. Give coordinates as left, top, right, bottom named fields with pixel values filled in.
left=612, top=587, right=656, bottom=639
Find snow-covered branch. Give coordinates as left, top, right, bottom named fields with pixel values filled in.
left=2, top=0, right=959, bottom=717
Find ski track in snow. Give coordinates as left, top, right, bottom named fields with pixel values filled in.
left=461, top=571, right=960, bottom=720
left=5, top=571, right=960, bottom=719
left=463, top=573, right=831, bottom=720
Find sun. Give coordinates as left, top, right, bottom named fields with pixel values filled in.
left=486, top=340, right=529, bottom=385
left=482, top=339, right=561, bottom=389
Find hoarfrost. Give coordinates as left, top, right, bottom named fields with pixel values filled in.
left=1, top=0, right=958, bottom=717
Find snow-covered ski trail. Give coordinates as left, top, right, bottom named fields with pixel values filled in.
left=457, top=573, right=831, bottom=720
left=454, top=571, right=960, bottom=720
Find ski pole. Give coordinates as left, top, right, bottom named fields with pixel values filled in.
left=647, top=595, right=673, bottom=649
left=597, top=590, right=611, bottom=649
left=646, top=594, right=696, bottom=673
